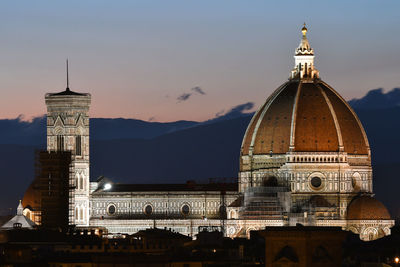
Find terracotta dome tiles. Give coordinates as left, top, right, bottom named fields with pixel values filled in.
left=241, top=80, right=369, bottom=156
left=253, top=82, right=298, bottom=154
left=241, top=98, right=269, bottom=155
left=294, top=82, right=339, bottom=152
left=347, top=195, right=391, bottom=220
left=320, top=83, right=369, bottom=155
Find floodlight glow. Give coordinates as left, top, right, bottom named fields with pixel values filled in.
left=104, top=183, right=112, bottom=190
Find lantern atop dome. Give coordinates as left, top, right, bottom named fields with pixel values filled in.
left=291, top=23, right=319, bottom=80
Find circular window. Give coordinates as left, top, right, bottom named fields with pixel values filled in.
left=107, top=204, right=116, bottom=215
left=144, top=204, right=153, bottom=215
left=311, top=177, right=322, bottom=189
left=228, top=226, right=236, bottom=235
left=181, top=204, right=190, bottom=216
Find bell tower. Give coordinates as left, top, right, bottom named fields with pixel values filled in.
left=45, top=62, right=91, bottom=226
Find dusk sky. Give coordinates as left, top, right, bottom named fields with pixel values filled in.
left=1, top=1, right=399, bottom=122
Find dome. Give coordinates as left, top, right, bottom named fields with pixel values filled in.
left=241, top=80, right=369, bottom=156
left=241, top=25, right=369, bottom=158
left=347, top=195, right=391, bottom=220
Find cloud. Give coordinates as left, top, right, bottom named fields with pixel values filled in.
left=217, top=102, right=254, bottom=118
left=203, top=102, right=255, bottom=124
left=177, top=86, right=205, bottom=103
left=16, top=114, right=46, bottom=123
left=177, top=93, right=192, bottom=102
left=191, top=86, right=206, bottom=95
left=215, top=110, right=225, bottom=117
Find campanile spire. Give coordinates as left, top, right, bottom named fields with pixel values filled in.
left=291, top=23, right=319, bottom=80
left=66, top=59, right=70, bottom=91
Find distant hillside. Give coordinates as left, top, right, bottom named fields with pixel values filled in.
left=355, top=107, right=400, bottom=164
left=90, top=116, right=251, bottom=183
left=0, top=116, right=46, bottom=145
left=349, top=88, right=400, bottom=110
left=0, top=117, right=197, bottom=145
left=91, top=118, right=197, bottom=140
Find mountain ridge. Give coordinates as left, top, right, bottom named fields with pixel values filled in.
left=349, top=88, right=400, bottom=110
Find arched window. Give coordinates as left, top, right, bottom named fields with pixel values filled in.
left=369, top=232, right=374, bottom=240
left=80, top=177, right=83, bottom=191
left=75, top=207, right=79, bottom=220
left=230, top=210, right=236, bottom=219
left=57, top=135, right=64, bottom=151
left=76, top=135, right=82, bottom=156
left=275, top=245, right=299, bottom=262
left=80, top=208, right=84, bottom=221
left=76, top=173, right=80, bottom=189
left=304, top=63, right=308, bottom=76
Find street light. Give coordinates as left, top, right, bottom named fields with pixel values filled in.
left=395, top=256, right=399, bottom=264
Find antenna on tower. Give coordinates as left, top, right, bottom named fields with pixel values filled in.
left=66, top=59, right=70, bottom=91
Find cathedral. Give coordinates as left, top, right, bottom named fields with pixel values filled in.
left=22, top=25, right=394, bottom=241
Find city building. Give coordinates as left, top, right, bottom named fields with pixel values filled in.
left=22, top=25, right=394, bottom=241
left=260, top=226, right=347, bottom=267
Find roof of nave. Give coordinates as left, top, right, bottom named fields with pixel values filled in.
left=228, top=196, right=243, bottom=207
left=132, top=228, right=192, bottom=240
left=93, top=182, right=238, bottom=194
